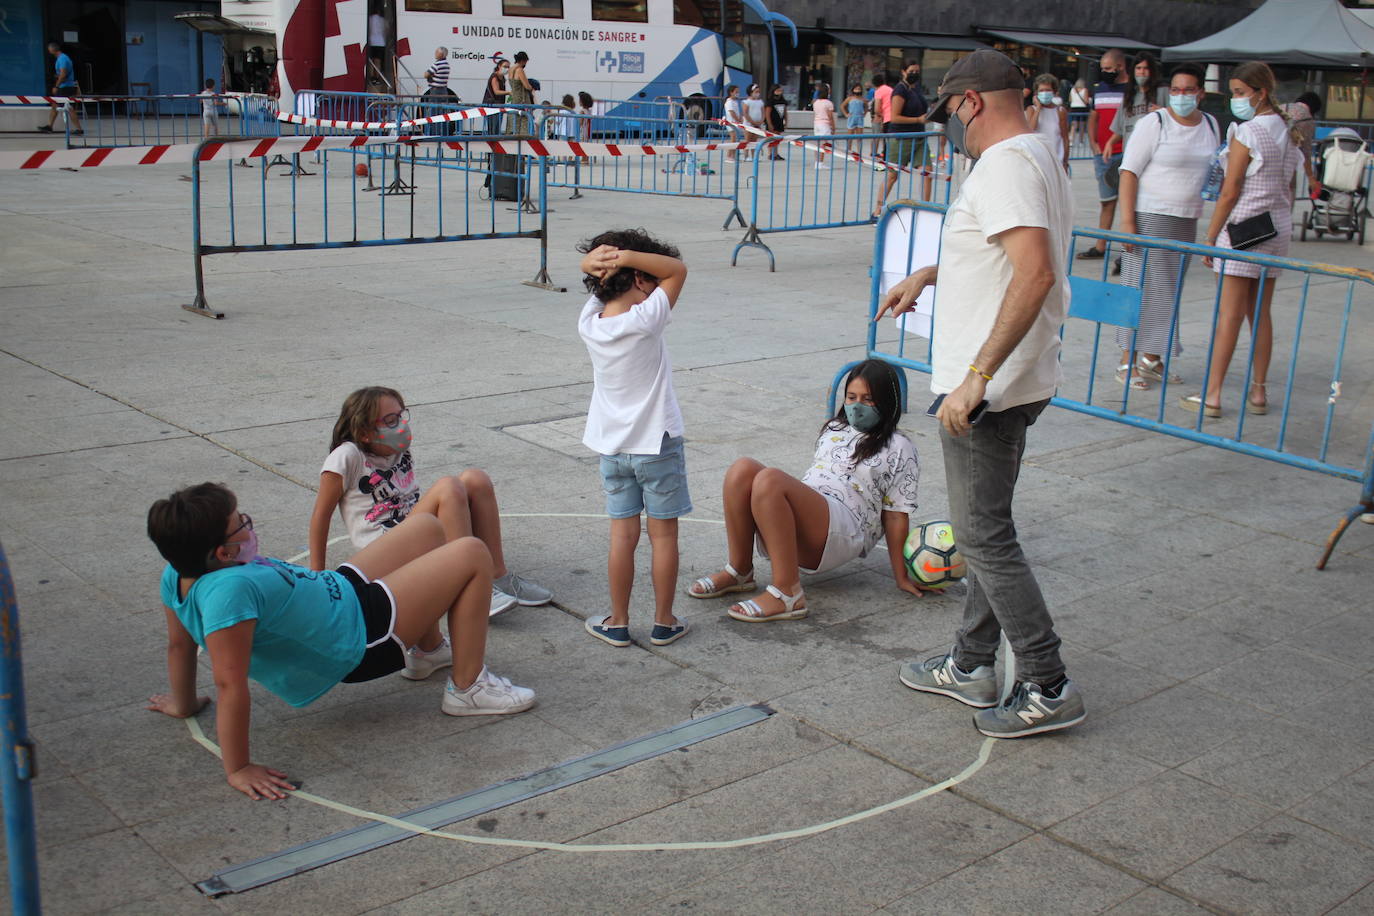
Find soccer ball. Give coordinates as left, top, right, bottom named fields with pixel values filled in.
left=903, top=520, right=966, bottom=589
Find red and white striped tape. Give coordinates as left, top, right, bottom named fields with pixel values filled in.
left=733, top=122, right=951, bottom=181
left=0, top=133, right=758, bottom=171
left=276, top=104, right=510, bottom=132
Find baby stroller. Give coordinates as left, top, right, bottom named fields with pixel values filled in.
left=1301, top=127, right=1371, bottom=245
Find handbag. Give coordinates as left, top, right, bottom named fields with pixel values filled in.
left=1226, top=211, right=1277, bottom=251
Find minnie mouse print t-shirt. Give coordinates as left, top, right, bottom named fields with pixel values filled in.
left=801, top=424, right=919, bottom=555
left=321, top=441, right=421, bottom=547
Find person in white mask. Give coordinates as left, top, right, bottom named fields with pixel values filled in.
left=1114, top=63, right=1219, bottom=393
left=1183, top=60, right=1302, bottom=419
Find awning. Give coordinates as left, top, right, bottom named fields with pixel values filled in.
left=1164, top=0, right=1374, bottom=68
left=824, top=31, right=989, bottom=52
left=978, top=28, right=1158, bottom=52
left=174, top=12, right=273, bottom=36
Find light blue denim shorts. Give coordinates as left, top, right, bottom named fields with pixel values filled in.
left=599, top=434, right=692, bottom=520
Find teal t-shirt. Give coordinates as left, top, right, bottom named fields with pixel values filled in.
left=160, top=558, right=367, bottom=707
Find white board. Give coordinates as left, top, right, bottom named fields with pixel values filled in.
left=878, top=206, right=943, bottom=339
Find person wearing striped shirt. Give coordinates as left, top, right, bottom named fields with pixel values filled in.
left=423, top=47, right=458, bottom=133
left=425, top=47, right=451, bottom=92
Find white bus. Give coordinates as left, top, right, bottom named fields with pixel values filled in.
left=213, top=0, right=796, bottom=116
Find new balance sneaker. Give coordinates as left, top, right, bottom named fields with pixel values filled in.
left=441, top=666, right=535, bottom=716
left=973, top=679, right=1086, bottom=738
left=489, top=586, right=518, bottom=618
left=493, top=572, right=553, bottom=606
left=898, top=653, right=998, bottom=708
left=401, top=636, right=452, bottom=681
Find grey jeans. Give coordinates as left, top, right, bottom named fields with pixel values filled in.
left=941, top=398, right=1066, bottom=684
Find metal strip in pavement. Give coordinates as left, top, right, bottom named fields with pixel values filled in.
left=196, top=703, right=774, bottom=897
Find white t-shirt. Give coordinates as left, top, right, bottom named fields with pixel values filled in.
left=1232, top=114, right=1299, bottom=181
left=813, top=98, right=835, bottom=132
left=579, top=286, right=685, bottom=455
left=321, top=442, right=420, bottom=547
left=1033, top=106, right=1064, bottom=161
left=199, top=89, right=218, bottom=117
left=1121, top=110, right=1219, bottom=219
left=932, top=133, right=1073, bottom=411
left=801, top=424, right=919, bottom=555
left=743, top=98, right=765, bottom=126
left=724, top=97, right=743, bottom=125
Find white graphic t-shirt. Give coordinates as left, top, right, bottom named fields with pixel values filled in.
left=801, top=424, right=920, bottom=554
left=321, top=441, right=421, bottom=547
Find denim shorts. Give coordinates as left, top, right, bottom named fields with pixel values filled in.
left=599, top=434, right=692, bottom=520
left=1094, top=152, right=1123, bottom=202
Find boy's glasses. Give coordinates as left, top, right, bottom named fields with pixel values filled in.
left=377, top=408, right=410, bottom=429
left=227, top=512, right=253, bottom=541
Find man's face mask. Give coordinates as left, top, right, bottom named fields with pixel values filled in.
left=945, top=95, right=977, bottom=159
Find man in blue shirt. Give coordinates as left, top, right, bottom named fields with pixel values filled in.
left=39, top=42, right=83, bottom=134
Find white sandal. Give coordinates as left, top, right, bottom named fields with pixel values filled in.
left=1136, top=355, right=1182, bottom=385
left=728, top=584, right=808, bottom=622
left=687, top=563, right=755, bottom=599
left=1115, top=363, right=1152, bottom=391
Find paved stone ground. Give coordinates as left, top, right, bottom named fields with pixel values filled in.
left=1, top=131, right=1373, bottom=915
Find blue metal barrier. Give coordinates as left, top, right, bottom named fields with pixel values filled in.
left=840, top=200, right=1374, bottom=567
left=0, top=540, right=40, bottom=914
left=536, top=112, right=746, bottom=228
left=1068, top=111, right=1093, bottom=160
left=732, top=131, right=957, bottom=270
left=186, top=135, right=561, bottom=319
left=58, top=93, right=280, bottom=147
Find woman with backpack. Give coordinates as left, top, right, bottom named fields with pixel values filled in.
left=1114, top=63, right=1220, bottom=392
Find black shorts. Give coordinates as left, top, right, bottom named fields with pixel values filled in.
left=337, top=564, right=407, bottom=683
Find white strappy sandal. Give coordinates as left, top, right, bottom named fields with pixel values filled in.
left=687, top=563, right=756, bottom=599
left=728, top=584, right=808, bottom=622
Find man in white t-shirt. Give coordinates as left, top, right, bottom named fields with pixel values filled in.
left=877, top=49, right=1085, bottom=739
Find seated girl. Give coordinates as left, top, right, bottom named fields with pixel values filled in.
left=147, top=482, right=534, bottom=800
left=309, top=386, right=552, bottom=618
left=688, top=359, right=928, bottom=620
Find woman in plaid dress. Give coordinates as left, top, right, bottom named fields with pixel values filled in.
left=1184, top=61, right=1301, bottom=418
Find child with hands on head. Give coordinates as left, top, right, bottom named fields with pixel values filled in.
left=309, top=387, right=552, bottom=636
left=148, top=482, right=535, bottom=800
left=688, top=359, right=929, bottom=621
left=576, top=229, right=691, bottom=648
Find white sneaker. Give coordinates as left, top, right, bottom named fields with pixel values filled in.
left=441, top=666, right=535, bottom=716
left=401, top=636, right=452, bottom=681
left=490, top=586, right=517, bottom=618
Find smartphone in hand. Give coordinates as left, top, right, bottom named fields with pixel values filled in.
left=927, top=394, right=989, bottom=426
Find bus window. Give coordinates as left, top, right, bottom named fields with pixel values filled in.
left=673, top=0, right=703, bottom=27
left=502, top=0, right=563, bottom=16
left=592, top=0, right=647, bottom=23
left=724, top=38, right=749, bottom=72
left=406, top=0, right=471, bottom=11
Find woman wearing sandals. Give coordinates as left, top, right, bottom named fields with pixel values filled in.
left=1185, top=61, right=1301, bottom=418
left=687, top=359, right=928, bottom=621
left=1113, top=63, right=1219, bottom=392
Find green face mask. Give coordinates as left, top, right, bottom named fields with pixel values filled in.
left=843, top=402, right=882, bottom=432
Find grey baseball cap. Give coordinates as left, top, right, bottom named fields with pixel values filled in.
left=927, top=49, right=1025, bottom=124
